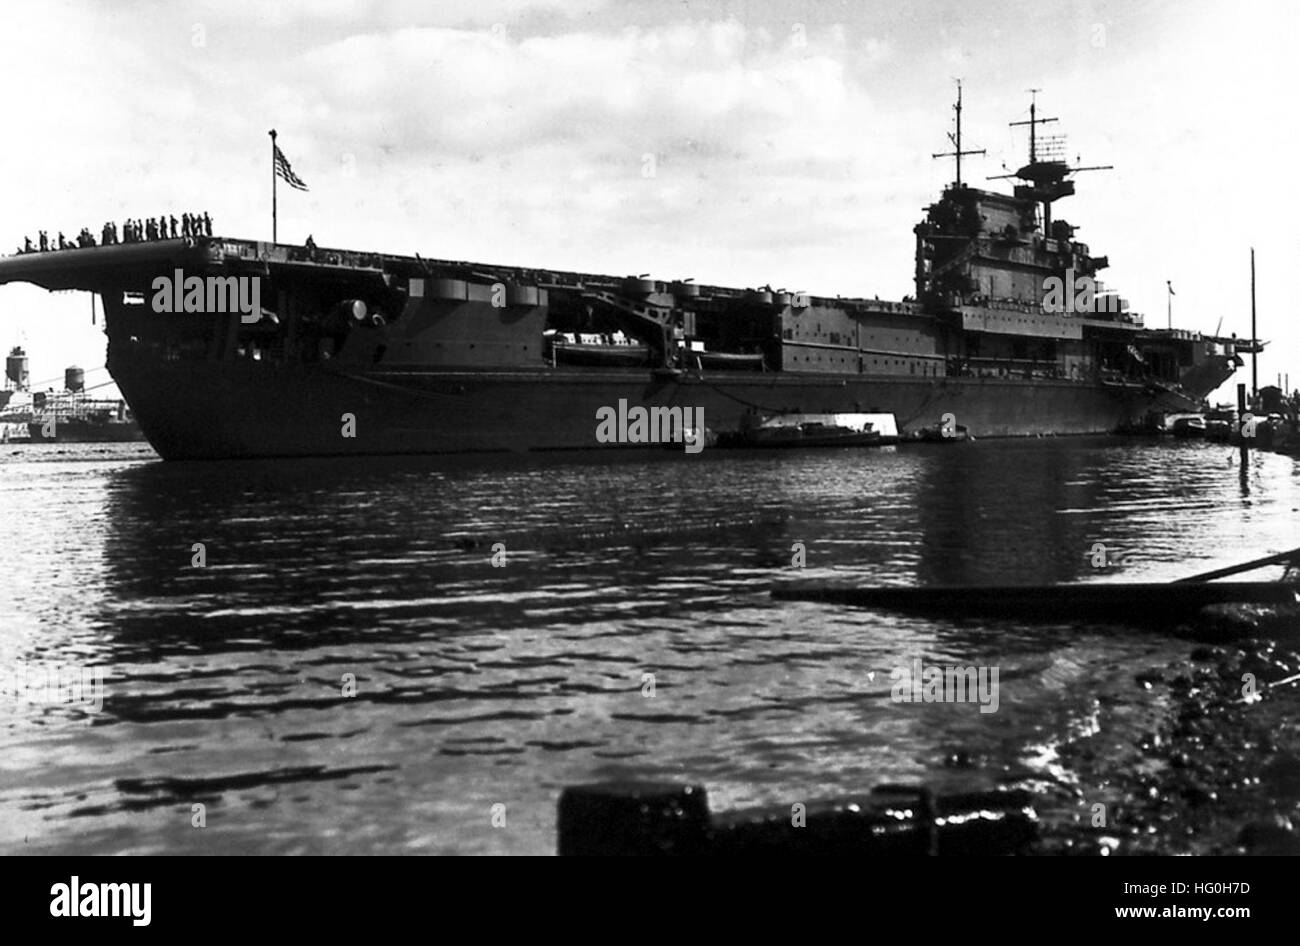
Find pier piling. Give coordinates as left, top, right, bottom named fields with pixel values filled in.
left=1238, top=382, right=1249, bottom=469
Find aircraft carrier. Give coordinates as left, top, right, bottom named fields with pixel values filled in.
left=0, top=94, right=1244, bottom=460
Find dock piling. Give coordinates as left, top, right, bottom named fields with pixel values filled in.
left=1238, top=382, right=1250, bottom=470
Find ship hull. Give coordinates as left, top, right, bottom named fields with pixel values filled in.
left=110, top=359, right=1157, bottom=460
left=26, top=420, right=146, bottom=443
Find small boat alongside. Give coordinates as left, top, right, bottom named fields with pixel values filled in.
left=905, top=419, right=972, bottom=443
left=1204, top=407, right=1237, bottom=443
left=1169, top=414, right=1207, bottom=438
left=717, top=411, right=899, bottom=449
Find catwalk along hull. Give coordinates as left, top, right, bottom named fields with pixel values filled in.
left=112, top=359, right=1157, bottom=460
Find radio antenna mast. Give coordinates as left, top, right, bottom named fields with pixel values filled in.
left=932, top=80, right=986, bottom=187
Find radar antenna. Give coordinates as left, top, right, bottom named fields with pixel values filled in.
left=984, top=91, right=1114, bottom=231
left=1010, top=89, right=1056, bottom=164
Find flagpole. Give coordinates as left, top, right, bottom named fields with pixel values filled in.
left=1250, top=247, right=1257, bottom=401
left=269, top=129, right=278, bottom=243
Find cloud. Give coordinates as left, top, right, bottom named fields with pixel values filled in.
left=188, top=18, right=909, bottom=283
left=2, top=1, right=1297, bottom=395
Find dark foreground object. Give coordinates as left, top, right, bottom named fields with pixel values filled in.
left=26, top=418, right=146, bottom=443
left=771, top=580, right=1298, bottom=624
left=557, top=782, right=1036, bottom=855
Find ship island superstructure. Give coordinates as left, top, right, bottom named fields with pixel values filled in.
left=0, top=92, right=1243, bottom=459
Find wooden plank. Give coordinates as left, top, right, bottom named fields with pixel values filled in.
left=771, top=581, right=1298, bottom=621
left=1174, top=546, right=1300, bottom=583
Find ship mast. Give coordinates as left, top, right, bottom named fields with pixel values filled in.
left=988, top=91, right=1112, bottom=233
left=1010, top=90, right=1057, bottom=164
left=932, top=80, right=985, bottom=188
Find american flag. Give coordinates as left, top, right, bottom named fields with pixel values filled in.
left=274, top=144, right=309, bottom=191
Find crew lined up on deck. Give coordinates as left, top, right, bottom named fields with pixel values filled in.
left=17, top=213, right=213, bottom=253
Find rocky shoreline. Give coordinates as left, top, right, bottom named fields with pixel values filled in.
left=1032, top=617, right=1300, bottom=855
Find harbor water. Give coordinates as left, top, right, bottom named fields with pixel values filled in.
left=2, top=438, right=1298, bottom=854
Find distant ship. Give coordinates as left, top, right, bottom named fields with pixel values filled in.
left=0, top=91, right=1245, bottom=460
left=26, top=395, right=145, bottom=443
left=2, top=348, right=144, bottom=443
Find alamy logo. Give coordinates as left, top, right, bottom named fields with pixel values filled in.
left=595, top=399, right=705, bottom=454
left=1, top=661, right=103, bottom=713
left=50, top=877, right=151, bottom=926
left=151, top=268, right=262, bottom=323
left=1042, top=267, right=1121, bottom=315
left=890, top=659, right=1000, bottom=714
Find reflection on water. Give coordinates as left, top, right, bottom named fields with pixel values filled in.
left=0, top=438, right=1296, bottom=853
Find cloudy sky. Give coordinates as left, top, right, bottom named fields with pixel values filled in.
left=1, top=0, right=1295, bottom=398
